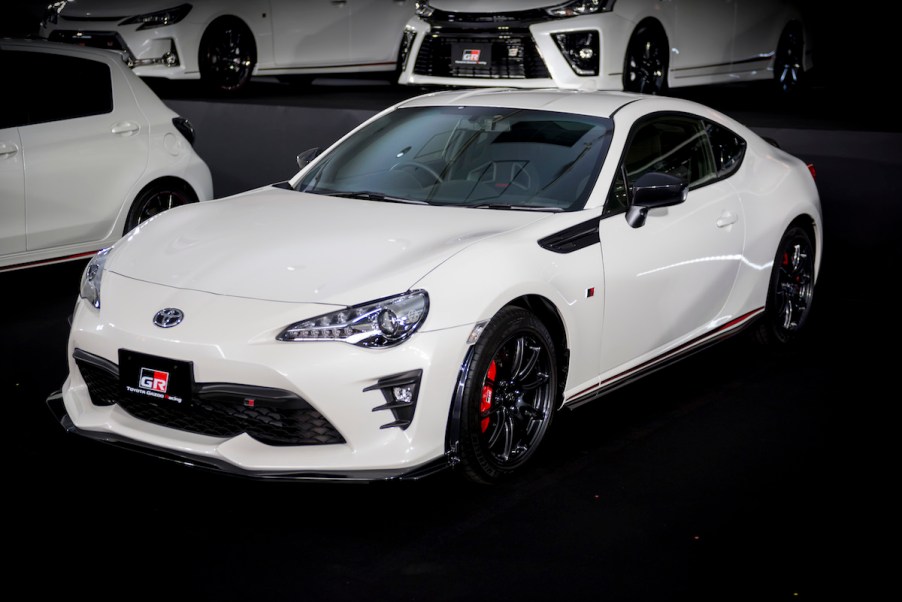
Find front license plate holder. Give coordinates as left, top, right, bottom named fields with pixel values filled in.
left=119, top=349, right=194, bottom=406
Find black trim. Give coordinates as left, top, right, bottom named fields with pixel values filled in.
left=538, top=218, right=600, bottom=253
left=363, top=369, right=423, bottom=430
left=444, top=346, right=476, bottom=468
left=47, top=390, right=450, bottom=482
left=671, top=54, right=773, bottom=73
left=271, top=181, right=293, bottom=190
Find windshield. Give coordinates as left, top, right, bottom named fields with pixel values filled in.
left=297, top=106, right=613, bottom=211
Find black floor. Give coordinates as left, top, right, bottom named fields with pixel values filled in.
left=4, top=74, right=899, bottom=600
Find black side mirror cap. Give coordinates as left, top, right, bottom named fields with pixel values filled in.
left=626, top=172, right=688, bottom=228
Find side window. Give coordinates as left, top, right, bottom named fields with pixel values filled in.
left=605, top=115, right=716, bottom=215
left=16, top=51, right=113, bottom=126
left=706, top=120, right=746, bottom=179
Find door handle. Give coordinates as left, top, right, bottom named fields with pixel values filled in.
left=0, top=141, right=19, bottom=158
left=111, top=121, right=140, bottom=136
left=716, top=212, right=738, bottom=228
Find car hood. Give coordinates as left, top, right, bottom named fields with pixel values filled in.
left=429, top=1, right=561, bottom=12
left=108, top=187, right=548, bottom=304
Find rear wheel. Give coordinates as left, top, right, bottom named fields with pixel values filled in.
left=623, top=23, right=668, bottom=95
left=753, top=225, right=815, bottom=345
left=124, top=180, right=197, bottom=232
left=457, top=307, right=558, bottom=484
left=199, top=17, right=256, bottom=93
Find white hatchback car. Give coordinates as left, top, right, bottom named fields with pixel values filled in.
left=398, top=0, right=813, bottom=94
left=0, top=38, right=213, bottom=272
left=49, top=88, right=822, bottom=483
left=41, top=0, right=417, bottom=92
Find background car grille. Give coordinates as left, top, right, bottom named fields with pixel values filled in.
left=48, top=30, right=128, bottom=53
left=74, top=352, right=345, bottom=447
left=414, top=34, right=550, bottom=79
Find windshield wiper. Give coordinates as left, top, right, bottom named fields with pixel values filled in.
left=326, top=191, right=428, bottom=204
left=469, top=204, right=563, bottom=212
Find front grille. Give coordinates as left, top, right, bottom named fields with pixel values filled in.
left=414, top=34, right=550, bottom=79
left=74, top=351, right=345, bottom=447
left=48, top=30, right=128, bottom=52
left=427, top=8, right=550, bottom=26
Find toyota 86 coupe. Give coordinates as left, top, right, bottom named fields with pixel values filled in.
left=48, top=88, right=822, bottom=483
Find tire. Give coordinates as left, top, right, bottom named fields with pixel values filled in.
left=124, top=180, right=198, bottom=233
left=774, top=22, right=805, bottom=95
left=753, top=225, right=816, bottom=345
left=457, top=307, right=558, bottom=484
left=198, top=18, right=256, bottom=93
left=623, top=23, right=668, bottom=95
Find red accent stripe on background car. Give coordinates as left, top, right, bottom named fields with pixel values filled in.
left=0, top=250, right=100, bottom=273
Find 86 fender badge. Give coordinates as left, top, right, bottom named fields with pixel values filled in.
left=153, top=308, right=184, bottom=328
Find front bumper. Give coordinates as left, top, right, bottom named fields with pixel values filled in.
left=57, top=273, right=474, bottom=479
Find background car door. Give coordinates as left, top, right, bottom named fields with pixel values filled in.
left=671, top=0, right=736, bottom=80
left=732, top=0, right=786, bottom=66
left=17, top=50, right=148, bottom=252
left=0, top=126, right=25, bottom=257
left=348, top=0, right=412, bottom=66
left=271, top=0, right=350, bottom=68
left=597, top=115, right=745, bottom=374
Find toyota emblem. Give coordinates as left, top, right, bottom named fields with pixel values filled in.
left=153, top=308, right=184, bottom=328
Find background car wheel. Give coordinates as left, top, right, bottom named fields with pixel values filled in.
left=753, top=225, right=815, bottom=345
left=457, top=307, right=558, bottom=484
left=124, top=179, right=198, bottom=232
left=623, top=22, right=668, bottom=95
left=774, top=22, right=805, bottom=95
left=199, top=17, right=256, bottom=93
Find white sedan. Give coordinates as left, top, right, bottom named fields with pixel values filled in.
left=398, top=0, right=813, bottom=94
left=41, top=0, right=416, bottom=93
left=49, top=88, right=822, bottom=483
left=0, top=38, right=213, bottom=272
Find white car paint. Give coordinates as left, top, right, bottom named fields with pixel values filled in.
left=52, top=88, right=822, bottom=482
left=398, top=0, right=813, bottom=92
left=40, top=0, right=415, bottom=82
left=0, top=38, right=213, bottom=272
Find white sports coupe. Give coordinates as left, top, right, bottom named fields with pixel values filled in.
left=41, top=0, right=417, bottom=93
left=398, top=0, right=812, bottom=94
left=49, top=88, right=822, bottom=483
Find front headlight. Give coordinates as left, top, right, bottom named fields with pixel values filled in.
left=119, top=3, right=192, bottom=30
left=277, top=291, right=429, bottom=348
left=546, top=0, right=615, bottom=18
left=80, top=248, right=111, bottom=309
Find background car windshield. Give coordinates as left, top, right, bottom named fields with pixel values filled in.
left=298, top=106, right=613, bottom=211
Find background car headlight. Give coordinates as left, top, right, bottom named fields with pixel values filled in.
left=546, top=0, right=615, bottom=18
left=119, top=4, right=192, bottom=30
left=80, top=248, right=111, bottom=309
left=278, top=291, right=429, bottom=348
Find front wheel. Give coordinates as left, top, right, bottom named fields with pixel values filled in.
left=198, top=18, right=256, bottom=93
left=623, top=23, right=668, bottom=95
left=753, top=225, right=816, bottom=345
left=457, top=307, right=558, bottom=484
left=124, top=180, right=197, bottom=232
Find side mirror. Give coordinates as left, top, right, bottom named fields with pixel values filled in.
left=626, top=172, right=688, bottom=228
left=296, top=147, right=321, bottom=170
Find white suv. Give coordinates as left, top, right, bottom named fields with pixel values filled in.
left=0, top=38, right=213, bottom=272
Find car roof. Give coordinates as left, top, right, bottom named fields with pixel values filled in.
left=396, top=87, right=650, bottom=118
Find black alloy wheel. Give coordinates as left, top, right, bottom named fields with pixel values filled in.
left=623, top=23, right=668, bottom=95
left=124, top=180, right=197, bottom=232
left=199, top=18, right=257, bottom=93
left=754, top=225, right=815, bottom=345
left=457, top=307, right=558, bottom=484
left=774, top=22, right=805, bottom=95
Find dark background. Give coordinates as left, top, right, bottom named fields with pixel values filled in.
left=3, top=3, right=899, bottom=601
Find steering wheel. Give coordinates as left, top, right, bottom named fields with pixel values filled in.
left=390, top=161, right=444, bottom=184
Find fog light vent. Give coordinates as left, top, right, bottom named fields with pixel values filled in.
left=553, top=30, right=599, bottom=76
left=364, top=369, right=423, bottom=430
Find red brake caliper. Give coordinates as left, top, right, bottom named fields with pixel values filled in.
left=480, top=360, right=497, bottom=433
